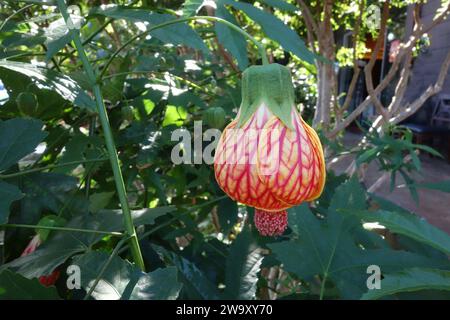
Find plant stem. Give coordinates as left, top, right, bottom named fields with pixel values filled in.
left=0, top=4, right=34, bottom=32
left=0, top=223, right=123, bottom=236
left=57, top=0, right=145, bottom=271
left=85, top=116, right=97, bottom=198
left=103, top=70, right=214, bottom=96
left=319, top=274, right=327, bottom=300
left=119, top=195, right=228, bottom=254
left=0, top=158, right=108, bottom=179
left=99, top=15, right=268, bottom=79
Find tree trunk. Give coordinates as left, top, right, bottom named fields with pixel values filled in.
left=314, top=60, right=336, bottom=129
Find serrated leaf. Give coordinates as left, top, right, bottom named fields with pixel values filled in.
left=74, top=251, right=182, bottom=300
left=123, top=266, right=182, bottom=300
left=361, top=268, right=450, bottom=300
left=3, top=206, right=175, bottom=279
left=224, top=227, right=262, bottom=300
left=0, top=60, right=96, bottom=112
left=356, top=210, right=450, bottom=255
left=268, top=179, right=448, bottom=299
left=221, top=0, right=315, bottom=64
left=154, top=245, right=220, bottom=300
left=417, top=180, right=450, bottom=193
left=356, top=147, right=380, bottom=166
left=19, top=172, right=82, bottom=223
left=0, top=269, right=60, bottom=300
left=0, top=181, right=24, bottom=224
left=89, top=6, right=208, bottom=54
left=215, top=5, right=249, bottom=70
left=0, top=118, right=47, bottom=172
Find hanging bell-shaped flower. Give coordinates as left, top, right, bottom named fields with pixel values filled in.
left=214, top=63, right=326, bottom=236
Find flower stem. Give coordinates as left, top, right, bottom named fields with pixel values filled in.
left=99, top=15, right=268, bottom=79
left=56, top=0, right=145, bottom=271
left=0, top=223, right=123, bottom=237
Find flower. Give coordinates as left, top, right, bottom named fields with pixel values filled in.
left=21, top=234, right=60, bottom=287
left=214, top=64, right=326, bottom=236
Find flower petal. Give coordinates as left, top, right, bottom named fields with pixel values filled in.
left=214, top=106, right=289, bottom=211
left=256, top=109, right=325, bottom=206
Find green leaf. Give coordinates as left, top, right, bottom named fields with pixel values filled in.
left=262, top=0, right=298, bottom=12
left=356, top=147, right=380, bottom=166
left=361, top=268, right=450, bottom=300
left=224, top=227, right=262, bottom=300
left=356, top=210, right=450, bottom=255
left=3, top=207, right=175, bottom=278
left=329, top=175, right=367, bottom=214
left=215, top=5, right=249, bottom=70
left=0, top=181, right=24, bottom=224
left=89, top=192, right=115, bottom=213
left=45, top=32, right=71, bottom=61
left=1, top=32, right=46, bottom=48
left=182, top=0, right=206, bottom=17
left=217, top=197, right=238, bottom=234
left=0, top=269, right=60, bottom=300
left=154, top=245, right=220, bottom=300
left=36, top=214, right=66, bottom=242
left=0, top=60, right=96, bottom=112
left=417, top=180, right=450, bottom=193
left=268, top=180, right=447, bottom=299
left=0, top=118, right=47, bottom=171
left=122, top=266, right=182, bottom=300
left=98, top=206, right=177, bottom=230
left=19, top=173, right=81, bottom=222
left=368, top=193, right=411, bottom=214
left=89, top=6, right=209, bottom=54
left=3, top=232, right=86, bottom=279
left=412, top=143, right=442, bottom=158
left=54, top=134, right=105, bottom=174
left=74, top=251, right=182, bottom=300
left=221, top=0, right=315, bottom=64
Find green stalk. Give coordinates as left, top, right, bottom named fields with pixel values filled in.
left=0, top=4, right=34, bottom=32
left=0, top=158, right=108, bottom=179
left=99, top=15, right=269, bottom=79
left=0, top=223, right=123, bottom=237
left=56, top=0, right=145, bottom=271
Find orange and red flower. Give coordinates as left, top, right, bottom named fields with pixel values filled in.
left=214, top=64, right=326, bottom=236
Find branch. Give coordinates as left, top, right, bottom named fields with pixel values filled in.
left=339, top=0, right=364, bottom=114
left=387, top=50, right=414, bottom=115
left=389, top=50, right=450, bottom=125
left=296, top=0, right=320, bottom=40
left=364, top=1, right=390, bottom=122
left=328, top=2, right=450, bottom=138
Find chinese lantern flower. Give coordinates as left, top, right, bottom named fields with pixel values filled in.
left=214, top=63, right=326, bottom=236
left=21, top=234, right=60, bottom=287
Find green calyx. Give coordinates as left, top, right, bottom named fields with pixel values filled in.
left=237, top=63, right=296, bottom=130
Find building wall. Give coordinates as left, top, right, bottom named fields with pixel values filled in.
left=404, top=0, right=450, bottom=106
